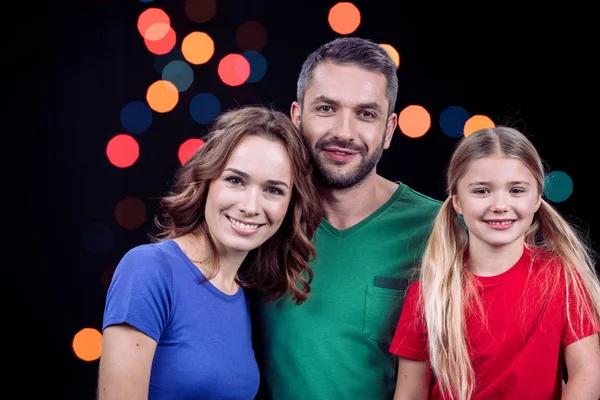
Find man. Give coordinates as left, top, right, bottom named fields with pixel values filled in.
left=254, top=37, right=442, bottom=399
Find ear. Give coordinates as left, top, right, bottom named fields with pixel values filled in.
left=290, top=101, right=302, bottom=129
left=534, top=193, right=542, bottom=212
left=452, top=195, right=463, bottom=215
left=383, top=112, right=398, bottom=150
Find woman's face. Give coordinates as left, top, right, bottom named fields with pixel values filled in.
left=205, top=134, right=293, bottom=255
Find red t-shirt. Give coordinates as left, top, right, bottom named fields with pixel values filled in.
left=389, top=247, right=599, bottom=399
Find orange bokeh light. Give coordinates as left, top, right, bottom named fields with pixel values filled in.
left=181, top=31, right=214, bottom=65
left=217, top=54, right=250, bottom=87
left=72, top=328, right=102, bottom=362
left=328, top=2, right=361, bottom=35
left=464, top=114, right=495, bottom=136
left=106, top=134, right=140, bottom=168
left=380, top=44, right=400, bottom=68
left=115, top=197, right=147, bottom=230
left=398, top=105, right=431, bottom=138
left=146, top=80, right=179, bottom=113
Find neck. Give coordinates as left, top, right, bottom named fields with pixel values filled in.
left=176, top=233, right=248, bottom=295
left=467, top=237, right=525, bottom=277
left=318, top=173, right=398, bottom=230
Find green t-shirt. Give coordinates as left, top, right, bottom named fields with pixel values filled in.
left=254, top=182, right=442, bottom=399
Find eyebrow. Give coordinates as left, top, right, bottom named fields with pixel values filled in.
left=224, top=168, right=290, bottom=188
left=310, top=95, right=383, bottom=114
left=467, top=181, right=532, bottom=187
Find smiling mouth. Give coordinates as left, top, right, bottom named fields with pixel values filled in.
left=227, top=216, right=262, bottom=231
left=484, top=220, right=516, bottom=226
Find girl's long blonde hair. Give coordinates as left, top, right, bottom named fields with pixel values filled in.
left=420, top=126, right=600, bottom=400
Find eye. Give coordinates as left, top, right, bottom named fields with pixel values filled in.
left=225, top=176, right=243, bottom=185
left=316, top=105, right=333, bottom=113
left=511, top=187, right=525, bottom=194
left=473, top=188, right=489, bottom=195
left=359, top=110, right=376, bottom=119
left=265, top=186, right=284, bottom=196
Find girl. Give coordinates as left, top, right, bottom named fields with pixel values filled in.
left=390, top=126, right=600, bottom=399
left=98, top=106, right=322, bottom=400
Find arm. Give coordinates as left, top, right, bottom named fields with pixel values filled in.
left=98, top=324, right=158, bottom=400
left=393, top=357, right=432, bottom=400
left=562, top=334, right=600, bottom=400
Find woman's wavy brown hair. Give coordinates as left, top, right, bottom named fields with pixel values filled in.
left=152, top=105, right=322, bottom=305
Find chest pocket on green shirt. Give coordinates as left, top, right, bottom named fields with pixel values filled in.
left=362, top=279, right=408, bottom=346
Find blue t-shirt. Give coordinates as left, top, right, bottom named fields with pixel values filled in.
left=102, top=239, right=260, bottom=399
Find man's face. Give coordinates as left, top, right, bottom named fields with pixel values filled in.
left=291, top=62, right=397, bottom=189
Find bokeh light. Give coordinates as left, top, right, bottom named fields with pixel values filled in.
left=72, top=328, right=103, bottom=362
left=185, top=0, right=217, bottom=23
left=137, top=8, right=170, bottom=39
left=235, top=21, right=267, bottom=52
left=146, top=80, right=179, bottom=113
left=464, top=114, right=495, bottom=136
left=439, top=105, right=470, bottom=138
left=144, top=26, right=177, bottom=55
left=189, top=92, right=221, bottom=124
left=181, top=31, right=214, bottom=65
left=82, top=222, right=113, bottom=255
left=120, top=101, right=152, bottom=134
left=379, top=44, right=400, bottom=68
left=162, top=60, right=194, bottom=92
left=398, top=105, right=431, bottom=138
left=243, top=51, right=267, bottom=83
left=328, top=2, right=361, bottom=35
left=179, top=138, right=205, bottom=165
left=218, top=54, right=250, bottom=86
left=115, top=197, right=147, bottom=230
left=544, top=171, right=573, bottom=202
left=106, top=134, right=140, bottom=168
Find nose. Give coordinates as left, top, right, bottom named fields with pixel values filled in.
left=332, top=110, right=356, bottom=141
left=490, top=192, right=510, bottom=213
left=238, top=187, right=261, bottom=216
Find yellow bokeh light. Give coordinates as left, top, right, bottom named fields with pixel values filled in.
left=146, top=80, right=179, bottom=113
left=72, top=328, right=102, bottom=362
left=464, top=114, right=495, bottom=136
left=379, top=44, right=400, bottom=68
left=398, top=105, right=431, bottom=138
left=182, top=31, right=214, bottom=65
left=328, top=2, right=361, bottom=35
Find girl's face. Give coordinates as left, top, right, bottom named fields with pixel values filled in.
left=452, top=156, right=541, bottom=253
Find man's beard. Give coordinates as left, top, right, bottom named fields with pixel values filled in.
left=300, top=124, right=386, bottom=189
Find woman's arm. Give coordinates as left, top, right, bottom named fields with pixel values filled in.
left=97, top=324, right=158, bottom=400
left=562, top=334, right=600, bottom=400
left=393, top=357, right=432, bottom=400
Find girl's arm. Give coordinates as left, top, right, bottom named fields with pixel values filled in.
left=97, top=324, right=158, bottom=400
left=393, top=357, right=432, bottom=400
left=562, top=334, right=600, bottom=400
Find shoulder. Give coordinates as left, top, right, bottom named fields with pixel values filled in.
left=398, top=182, right=442, bottom=206
left=112, top=241, right=174, bottom=283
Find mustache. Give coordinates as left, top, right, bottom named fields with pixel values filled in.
left=315, top=138, right=365, bottom=153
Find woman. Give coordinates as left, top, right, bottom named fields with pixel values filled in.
left=98, top=106, right=322, bottom=400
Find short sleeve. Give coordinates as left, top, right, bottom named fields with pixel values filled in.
left=389, top=281, right=429, bottom=360
left=561, top=275, right=600, bottom=348
left=102, top=244, right=173, bottom=342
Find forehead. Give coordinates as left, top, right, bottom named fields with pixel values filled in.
left=305, top=62, right=389, bottom=108
left=462, top=157, right=536, bottom=182
left=226, top=135, right=292, bottom=181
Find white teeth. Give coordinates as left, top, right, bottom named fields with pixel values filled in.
left=228, top=217, right=259, bottom=230
left=333, top=151, right=348, bottom=155
left=486, top=220, right=514, bottom=225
